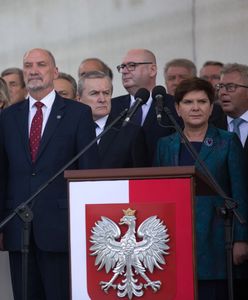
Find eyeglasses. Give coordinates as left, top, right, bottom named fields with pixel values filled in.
left=215, top=83, right=248, bottom=92
left=116, top=62, right=153, bottom=73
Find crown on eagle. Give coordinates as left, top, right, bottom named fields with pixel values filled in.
left=123, top=208, right=136, bottom=216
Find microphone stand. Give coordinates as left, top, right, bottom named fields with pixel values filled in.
left=0, top=108, right=128, bottom=300
left=161, top=106, right=245, bottom=300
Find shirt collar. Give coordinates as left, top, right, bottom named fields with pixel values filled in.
left=130, top=93, right=153, bottom=106
left=29, top=90, right=56, bottom=110
left=227, top=110, right=248, bottom=124
left=95, top=115, right=108, bottom=130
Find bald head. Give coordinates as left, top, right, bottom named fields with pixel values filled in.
left=119, top=48, right=157, bottom=95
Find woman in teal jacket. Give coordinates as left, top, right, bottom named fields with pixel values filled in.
left=154, top=77, right=248, bottom=300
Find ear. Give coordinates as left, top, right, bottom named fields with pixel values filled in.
left=150, top=63, right=157, bottom=78
left=53, top=67, right=59, bottom=80
left=175, top=102, right=180, bottom=116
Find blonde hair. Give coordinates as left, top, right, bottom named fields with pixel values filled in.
left=0, top=77, right=11, bottom=109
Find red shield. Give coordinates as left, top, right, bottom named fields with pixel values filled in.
left=86, top=202, right=176, bottom=300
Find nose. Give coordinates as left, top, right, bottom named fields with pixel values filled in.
left=217, top=86, right=227, bottom=96
left=98, top=93, right=107, bottom=103
left=192, top=102, right=199, bottom=110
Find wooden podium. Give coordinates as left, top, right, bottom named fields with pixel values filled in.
left=65, top=166, right=215, bottom=300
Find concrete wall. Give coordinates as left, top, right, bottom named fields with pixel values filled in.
left=0, top=1, right=247, bottom=299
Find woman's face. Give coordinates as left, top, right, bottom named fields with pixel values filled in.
left=176, top=90, right=213, bottom=128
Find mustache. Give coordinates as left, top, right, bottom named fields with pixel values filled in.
left=27, top=76, right=43, bottom=82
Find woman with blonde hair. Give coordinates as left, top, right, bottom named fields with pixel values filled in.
left=0, top=77, right=10, bottom=112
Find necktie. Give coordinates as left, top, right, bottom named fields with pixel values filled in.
left=232, top=117, right=244, bottom=139
left=94, top=122, right=101, bottom=143
left=131, top=106, right=143, bottom=125
left=30, top=102, right=44, bottom=162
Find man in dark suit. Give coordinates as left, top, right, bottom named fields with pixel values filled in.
left=215, top=63, right=248, bottom=157
left=0, top=48, right=99, bottom=300
left=78, top=71, right=148, bottom=168
left=215, top=62, right=248, bottom=300
left=112, top=48, right=181, bottom=164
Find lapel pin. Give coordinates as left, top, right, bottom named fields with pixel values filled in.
left=56, top=115, right=62, bottom=119
left=204, top=137, right=213, bottom=147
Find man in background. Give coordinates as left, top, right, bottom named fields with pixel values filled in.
left=200, top=60, right=223, bottom=88
left=54, top=72, right=77, bottom=99
left=164, top=58, right=197, bottom=95
left=78, top=71, right=148, bottom=168
left=1, top=67, right=27, bottom=104
left=215, top=62, right=248, bottom=300
left=112, top=48, right=181, bottom=164
left=78, top=57, right=113, bottom=79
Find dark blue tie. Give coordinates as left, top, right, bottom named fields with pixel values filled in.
left=131, top=106, right=142, bottom=125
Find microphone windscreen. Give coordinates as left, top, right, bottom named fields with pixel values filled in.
left=152, top=85, right=167, bottom=99
left=134, top=88, right=150, bottom=104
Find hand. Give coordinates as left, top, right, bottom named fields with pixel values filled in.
left=0, top=232, right=4, bottom=251
left=233, top=242, right=248, bottom=265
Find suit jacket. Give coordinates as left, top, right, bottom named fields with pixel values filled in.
left=213, top=111, right=248, bottom=158
left=154, top=126, right=248, bottom=279
left=111, top=93, right=182, bottom=165
left=98, top=114, right=148, bottom=168
left=0, top=94, right=99, bottom=252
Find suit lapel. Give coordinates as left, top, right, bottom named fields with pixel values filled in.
left=36, top=95, right=65, bottom=161
left=143, top=100, right=156, bottom=129
left=98, top=115, right=119, bottom=157
left=14, top=100, right=32, bottom=163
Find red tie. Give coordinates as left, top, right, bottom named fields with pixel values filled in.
left=30, top=102, right=44, bottom=162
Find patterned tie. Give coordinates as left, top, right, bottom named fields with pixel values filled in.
left=131, top=106, right=143, bottom=125
left=30, top=102, right=44, bottom=162
left=232, top=117, right=244, bottom=139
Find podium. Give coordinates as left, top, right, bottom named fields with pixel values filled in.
left=65, top=166, right=215, bottom=300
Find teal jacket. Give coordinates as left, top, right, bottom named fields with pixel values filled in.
left=155, top=125, right=248, bottom=280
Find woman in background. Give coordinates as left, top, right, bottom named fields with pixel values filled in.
left=154, top=77, right=248, bottom=300
left=0, top=77, right=10, bottom=113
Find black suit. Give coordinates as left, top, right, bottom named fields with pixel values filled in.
left=211, top=110, right=248, bottom=300
left=111, top=94, right=182, bottom=164
left=0, top=93, right=99, bottom=300
left=212, top=111, right=248, bottom=157
left=98, top=114, right=148, bottom=168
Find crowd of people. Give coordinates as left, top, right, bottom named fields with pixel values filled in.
left=0, top=47, right=247, bottom=300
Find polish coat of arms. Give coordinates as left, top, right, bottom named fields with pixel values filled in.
left=90, top=208, right=170, bottom=299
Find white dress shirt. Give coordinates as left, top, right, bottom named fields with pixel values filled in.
left=130, top=94, right=153, bottom=126
left=227, top=110, right=248, bottom=147
left=28, top=90, right=56, bottom=136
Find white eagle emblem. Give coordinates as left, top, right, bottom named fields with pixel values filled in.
left=90, top=208, right=170, bottom=299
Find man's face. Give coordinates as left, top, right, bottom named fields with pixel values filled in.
left=2, top=73, right=26, bottom=104
left=79, top=77, right=112, bottom=120
left=54, top=78, right=75, bottom=99
left=23, top=49, right=58, bottom=95
left=165, top=66, right=193, bottom=95
left=219, top=71, right=248, bottom=118
left=78, top=60, right=104, bottom=78
left=200, top=65, right=222, bottom=87
left=120, top=50, right=156, bottom=95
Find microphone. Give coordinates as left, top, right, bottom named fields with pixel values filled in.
left=122, top=88, right=150, bottom=127
left=152, top=85, right=167, bottom=122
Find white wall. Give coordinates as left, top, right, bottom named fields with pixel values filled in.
left=1, top=0, right=247, bottom=97
left=0, top=1, right=247, bottom=298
